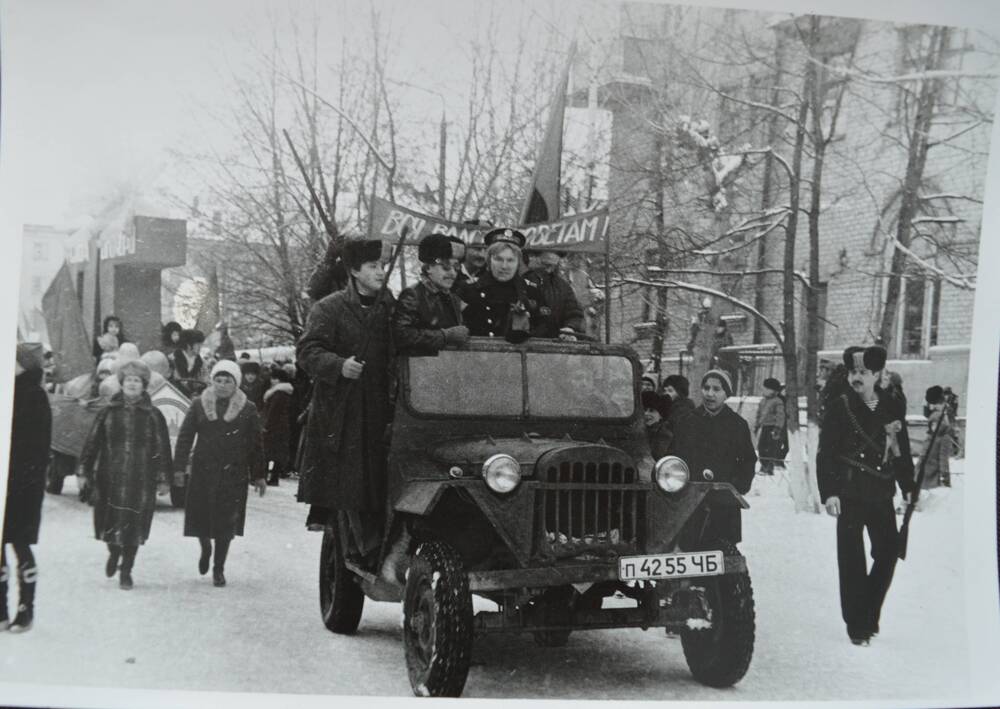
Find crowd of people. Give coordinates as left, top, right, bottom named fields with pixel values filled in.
left=0, top=227, right=962, bottom=641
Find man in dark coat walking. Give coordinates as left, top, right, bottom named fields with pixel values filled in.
left=817, top=345, right=916, bottom=646
left=394, top=234, right=468, bottom=356
left=2, top=344, right=52, bottom=631
left=296, top=239, right=395, bottom=567
left=525, top=249, right=585, bottom=339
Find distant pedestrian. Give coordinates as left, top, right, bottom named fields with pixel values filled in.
left=173, top=360, right=267, bottom=587
left=79, top=360, right=173, bottom=590
left=172, top=329, right=206, bottom=396
left=878, top=369, right=907, bottom=421
left=641, top=391, right=672, bottom=459
left=919, top=385, right=953, bottom=490
left=2, top=344, right=53, bottom=631
left=261, top=367, right=294, bottom=486
left=92, top=315, right=128, bottom=366
left=239, top=361, right=265, bottom=410
left=641, top=376, right=656, bottom=393
left=661, top=374, right=695, bottom=427
left=754, top=377, right=788, bottom=475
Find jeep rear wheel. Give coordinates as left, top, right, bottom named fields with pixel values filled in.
left=319, top=524, right=364, bottom=634
left=680, top=540, right=755, bottom=687
left=403, top=542, right=473, bottom=697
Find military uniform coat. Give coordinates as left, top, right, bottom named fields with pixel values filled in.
left=80, top=392, right=172, bottom=547
left=296, top=283, right=395, bottom=510
left=524, top=268, right=584, bottom=337
left=816, top=390, right=916, bottom=503
left=174, top=388, right=264, bottom=540
left=3, top=369, right=52, bottom=545
left=393, top=279, right=463, bottom=355
left=458, top=272, right=547, bottom=340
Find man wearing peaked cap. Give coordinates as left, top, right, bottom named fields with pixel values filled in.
left=817, top=343, right=915, bottom=647
left=393, top=233, right=468, bottom=356
left=483, top=227, right=526, bottom=250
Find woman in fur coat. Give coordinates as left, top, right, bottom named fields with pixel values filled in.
left=174, top=360, right=266, bottom=587
left=80, top=359, right=172, bottom=590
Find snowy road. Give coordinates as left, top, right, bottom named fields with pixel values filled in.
left=0, top=468, right=971, bottom=701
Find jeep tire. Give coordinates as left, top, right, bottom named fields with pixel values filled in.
left=319, top=524, right=364, bottom=634
left=680, top=540, right=755, bottom=687
left=403, top=541, right=473, bottom=697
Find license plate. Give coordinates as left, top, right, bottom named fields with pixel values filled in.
left=618, top=551, right=725, bottom=580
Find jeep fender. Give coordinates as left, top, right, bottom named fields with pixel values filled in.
left=646, top=482, right=749, bottom=552
left=393, top=479, right=536, bottom=567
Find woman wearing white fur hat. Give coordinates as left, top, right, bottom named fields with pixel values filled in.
left=173, top=360, right=266, bottom=587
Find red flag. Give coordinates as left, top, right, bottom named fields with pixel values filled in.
left=42, top=262, right=93, bottom=382
left=519, top=42, right=576, bottom=225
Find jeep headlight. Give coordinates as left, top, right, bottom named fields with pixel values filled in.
left=654, top=456, right=689, bottom=493
left=482, top=454, right=521, bottom=494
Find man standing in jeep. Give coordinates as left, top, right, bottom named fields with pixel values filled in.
left=817, top=345, right=916, bottom=647
left=393, top=234, right=468, bottom=355
left=296, top=239, right=395, bottom=569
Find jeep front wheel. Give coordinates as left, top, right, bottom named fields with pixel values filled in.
left=319, top=524, right=364, bottom=634
left=680, top=540, right=755, bottom=687
left=403, top=542, right=473, bottom=697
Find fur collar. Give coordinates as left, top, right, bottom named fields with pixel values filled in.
left=107, top=391, right=153, bottom=411
left=263, top=382, right=294, bottom=402
left=200, top=386, right=248, bottom=423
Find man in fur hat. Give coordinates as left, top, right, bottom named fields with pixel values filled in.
left=393, top=234, right=468, bottom=355
left=524, top=248, right=585, bottom=340
left=817, top=345, right=916, bottom=647
left=296, top=239, right=396, bottom=574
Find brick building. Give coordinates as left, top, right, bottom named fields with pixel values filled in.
left=578, top=4, right=997, bottom=415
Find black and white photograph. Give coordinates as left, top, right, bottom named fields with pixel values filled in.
left=2, top=0, right=1000, bottom=706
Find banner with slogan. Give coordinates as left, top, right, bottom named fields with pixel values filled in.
left=370, top=197, right=610, bottom=254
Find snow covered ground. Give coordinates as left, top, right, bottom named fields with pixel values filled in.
left=0, top=462, right=980, bottom=703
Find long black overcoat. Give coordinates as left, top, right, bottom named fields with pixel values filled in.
left=174, top=387, right=263, bottom=540
left=3, top=369, right=52, bottom=545
left=296, top=283, right=394, bottom=511
left=261, top=382, right=294, bottom=467
left=80, top=392, right=172, bottom=547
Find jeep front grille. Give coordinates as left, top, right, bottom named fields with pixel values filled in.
left=538, top=461, right=643, bottom=556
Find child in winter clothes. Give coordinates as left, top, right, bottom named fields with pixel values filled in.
left=754, top=377, right=788, bottom=474
left=920, top=385, right=953, bottom=490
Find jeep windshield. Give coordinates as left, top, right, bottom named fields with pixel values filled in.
left=406, top=346, right=636, bottom=419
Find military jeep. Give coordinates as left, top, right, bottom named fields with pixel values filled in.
left=318, top=338, right=754, bottom=697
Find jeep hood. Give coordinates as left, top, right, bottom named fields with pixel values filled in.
left=426, top=436, right=635, bottom=477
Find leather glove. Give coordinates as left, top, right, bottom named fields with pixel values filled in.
left=442, top=326, right=469, bottom=346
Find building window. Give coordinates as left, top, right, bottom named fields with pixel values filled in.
left=33, top=241, right=46, bottom=262
left=31, top=276, right=43, bottom=295
left=896, top=275, right=940, bottom=358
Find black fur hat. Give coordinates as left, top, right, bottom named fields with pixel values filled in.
left=343, top=239, right=384, bottom=270
left=763, top=377, right=783, bottom=392
left=641, top=391, right=670, bottom=418
left=180, top=329, right=206, bottom=348
left=842, top=345, right=887, bottom=372
left=662, top=374, right=689, bottom=399
left=418, top=234, right=454, bottom=264
left=925, top=385, right=945, bottom=405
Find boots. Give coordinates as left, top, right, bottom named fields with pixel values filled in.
left=9, top=564, right=36, bottom=632
left=379, top=529, right=412, bottom=584
left=106, top=545, right=121, bottom=578
left=119, top=546, right=136, bottom=590
left=198, top=538, right=211, bottom=575
left=213, top=539, right=230, bottom=587
left=0, top=565, right=9, bottom=631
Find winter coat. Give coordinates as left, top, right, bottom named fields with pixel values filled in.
left=816, top=390, right=916, bottom=504
left=174, top=387, right=263, bottom=540
left=393, top=279, right=463, bottom=355
left=646, top=419, right=672, bottom=460
left=458, top=271, right=547, bottom=341
left=3, top=369, right=52, bottom=545
left=668, top=403, right=757, bottom=544
left=919, top=412, right=953, bottom=489
left=669, top=404, right=757, bottom=494
left=296, top=282, right=395, bottom=510
left=666, top=397, right=696, bottom=428
left=173, top=349, right=204, bottom=388
left=80, top=392, right=172, bottom=547
left=261, top=382, right=294, bottom=466
left=241, top=378, right=266, bottom=411
left=524, top=268, right=585, bottom=337
left=754, top=395, right=785, bottom=431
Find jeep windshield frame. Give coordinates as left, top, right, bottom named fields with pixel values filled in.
left=402, top=337, right=639, bottom=422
